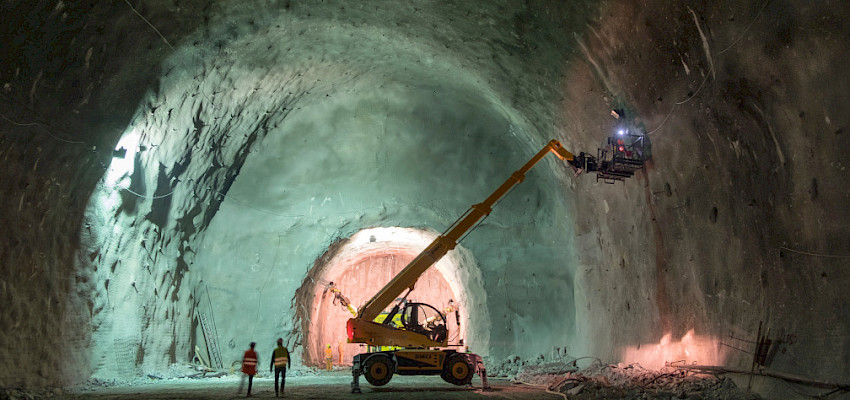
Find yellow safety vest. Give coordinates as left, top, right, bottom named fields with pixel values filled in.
left=273, top=346, right=290, bottom=367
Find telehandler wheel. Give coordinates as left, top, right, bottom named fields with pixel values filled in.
left=441, top=354, right=474, bottom=385
left=363, top=354, right=394, bottom=386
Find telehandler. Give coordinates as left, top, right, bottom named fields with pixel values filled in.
left=346, top=138, right=645, bottom=392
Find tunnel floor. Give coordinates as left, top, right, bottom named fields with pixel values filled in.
left=56, top=372, right=543, bottom=399
left=41, top=368, right=761, bottom=400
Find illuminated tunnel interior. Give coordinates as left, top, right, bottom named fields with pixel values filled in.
left=293, top=227, right=482, bottom=367
left=2, top=1, right=849, bottom=399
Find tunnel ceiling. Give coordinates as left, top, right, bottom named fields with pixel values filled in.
left=2, top=1, right=849, bottom=397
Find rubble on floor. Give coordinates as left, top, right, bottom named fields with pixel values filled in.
left=1, top=387, right=64, bottom=400
left=485, top=353, right=579, bottom=378
left=514, top=360, right=761, bottom=400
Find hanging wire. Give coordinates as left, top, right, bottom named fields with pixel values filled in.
left=0, top=111, right=38, bottom=126
left=123, top=0, right=175, bottom=51
left=675, top=63, right=714, bottom=106
left=780, top=246, right=850, bottom=259
left=121, top=186, right=175, bottom=200
left=646, top=103, right=677, bottom=135
left=718, top=0, right=771, bottom=55
left=0, top=111, right=85, bottom=144
left=645, top=0, right=770, bottom=135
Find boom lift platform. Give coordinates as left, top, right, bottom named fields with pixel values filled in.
left=570, top=132, right=648, bottom=183
left=347, top=137, right=645, bottom=393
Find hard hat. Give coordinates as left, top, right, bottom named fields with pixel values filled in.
left=327, top=344, right=331, bottom=348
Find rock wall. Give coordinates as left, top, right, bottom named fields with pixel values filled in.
left=1, top=2, right=847, bottom=397
left=0, top=0, right=205, bottom=387
left=561, top=1, right=850, bottom=396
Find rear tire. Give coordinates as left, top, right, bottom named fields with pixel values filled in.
left=441, top=354, right=474, bottom=385
left=363, top=354, right=394, bottom=386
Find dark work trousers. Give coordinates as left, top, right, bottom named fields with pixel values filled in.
left=238, top=374, right=254, bottom=395
left=274, top=367, right=287, bottom=394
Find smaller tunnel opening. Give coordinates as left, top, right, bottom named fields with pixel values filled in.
left=295, top=227, right=473, bottom=367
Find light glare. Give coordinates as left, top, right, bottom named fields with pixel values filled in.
left=622, top=329, right=726, bottom=369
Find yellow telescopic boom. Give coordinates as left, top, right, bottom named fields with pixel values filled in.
left=347, top=140, right=574, bottom=346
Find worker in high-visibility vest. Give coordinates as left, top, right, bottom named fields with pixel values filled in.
left=238, top=342, right=258, bottom=397
left=325, top=344, right=333, bottom=371
left=269, top=338, right=290, bottom=398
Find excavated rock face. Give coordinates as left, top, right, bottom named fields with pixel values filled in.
left=561, top=5, right=850, bottom=397
left=1, top=1, right=848, bottom=397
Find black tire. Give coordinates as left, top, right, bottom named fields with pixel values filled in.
left=441, top=354, right=474, bottom=385
left=363, top=354, right=394, bottom=386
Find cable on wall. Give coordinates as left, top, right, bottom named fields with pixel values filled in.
left=779, top=246, right=850, bottom=259
left=645, top=0, right=769, bottom=135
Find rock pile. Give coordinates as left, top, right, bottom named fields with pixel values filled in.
left=1, top=387, right=63, bottom=400
left=486, top=353, right=579, bottom=378
left=515, top=360, right=762, bottom=400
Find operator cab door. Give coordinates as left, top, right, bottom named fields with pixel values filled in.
left=401, top=302, right=448, bottom=344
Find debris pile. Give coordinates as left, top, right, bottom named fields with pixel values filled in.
left=486, top=353, right=579, bottom=378
left=1, top=387, right=63, bottom=400
left=513, top=361, right=580, bottom=385
left=484, top=354, right=525, bottom=377
left=77, top=377, right=123, bottom=389
left=519, top=361, right=761, bottom=400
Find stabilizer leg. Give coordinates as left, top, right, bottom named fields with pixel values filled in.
left=350, top=360, right=362, bottom=393
left=473, top=355, right=491, bottom=391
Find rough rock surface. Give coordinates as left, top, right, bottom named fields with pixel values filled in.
left=1, top=1, right=848, bottom=399
left=540, top=362, right=759, bottom=400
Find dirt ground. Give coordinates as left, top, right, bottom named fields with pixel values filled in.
left=53, top=371, right=552, bottom=400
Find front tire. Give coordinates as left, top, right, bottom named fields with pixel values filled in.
left=363, top=354, right=394, bottom=386
left=441, top=354, right=474, bottom=385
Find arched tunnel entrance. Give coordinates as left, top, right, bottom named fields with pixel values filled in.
left=294, top=227, right=488, bottom=367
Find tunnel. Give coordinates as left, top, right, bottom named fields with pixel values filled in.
left=293, top=226, right=484, bottom=367
left=1, top=1, right=849, bottom=399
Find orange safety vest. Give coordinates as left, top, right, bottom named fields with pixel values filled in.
left=242, top=349, right=258, bottom=375
left=325, top=346, right=333, bottom=360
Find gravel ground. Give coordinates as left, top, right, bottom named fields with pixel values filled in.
left=2, top=363, right=764, bottom=400
left=4, top=371, right=548, bottom=400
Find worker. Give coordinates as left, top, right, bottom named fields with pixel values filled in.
left=327, top=282, right=357, bottom=316
left=447, top=299, right=461, bottom=328
left=337, top=341, right=344, bottom=364
left=238, top=342, right=259, bottom=397
left=269, top=338, right=291, bottom=398
left=325, top=344, right=333, bottom=371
